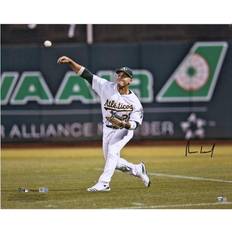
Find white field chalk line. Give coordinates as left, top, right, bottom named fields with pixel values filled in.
left=95, top=168, right=232, bottom=183
left=123, top=202, right=232, bottom=209
left=150, top=172, right=232, bottom=184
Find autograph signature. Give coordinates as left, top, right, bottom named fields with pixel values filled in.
left=185, top=140, right=215, bottom=158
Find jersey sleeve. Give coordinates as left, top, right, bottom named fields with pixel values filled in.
left=130, top=105, right=144, bottom=125
left=92, top=74, right=109, bottom=97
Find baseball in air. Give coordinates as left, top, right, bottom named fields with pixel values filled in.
left=44, top=40, right=52, bottom=47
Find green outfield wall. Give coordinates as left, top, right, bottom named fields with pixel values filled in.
left=1, top=41, right=232, bottom=143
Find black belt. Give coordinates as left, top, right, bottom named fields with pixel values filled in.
left=106, top=125, right=120, bottom=129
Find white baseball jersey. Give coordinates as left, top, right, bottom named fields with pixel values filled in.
left=92, top=74, right=143, bottom=128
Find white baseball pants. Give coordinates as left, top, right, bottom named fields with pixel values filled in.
left=98, top=125, right=139, bottom=184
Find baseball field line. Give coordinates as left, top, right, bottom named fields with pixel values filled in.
left=150, top=172, right=232, bottom=183
left=95, top=168, right=232, bottom=184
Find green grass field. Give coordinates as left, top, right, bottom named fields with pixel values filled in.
left=1, top=145, right=232, bottom=209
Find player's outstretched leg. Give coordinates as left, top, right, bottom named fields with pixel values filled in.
left=116, top=158, right=151, bottom=187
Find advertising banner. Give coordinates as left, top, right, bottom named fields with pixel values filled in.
left=1, top=41, right=232, bottom=143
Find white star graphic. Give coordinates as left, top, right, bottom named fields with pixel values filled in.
left=180, top=113, right=206, bottom=139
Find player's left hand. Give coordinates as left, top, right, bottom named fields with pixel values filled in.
left=106, top=115, right=125, bottom=129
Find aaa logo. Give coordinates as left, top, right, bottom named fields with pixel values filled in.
left=156, top=42, right=228, bottom=102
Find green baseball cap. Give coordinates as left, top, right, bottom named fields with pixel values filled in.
left=116, top=67, right=133, bottom=78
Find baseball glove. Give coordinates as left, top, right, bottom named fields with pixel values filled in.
left=106, top=113, right=125, bottom=129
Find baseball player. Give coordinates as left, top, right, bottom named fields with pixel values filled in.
left=57, top=56, right=150, bottom=192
